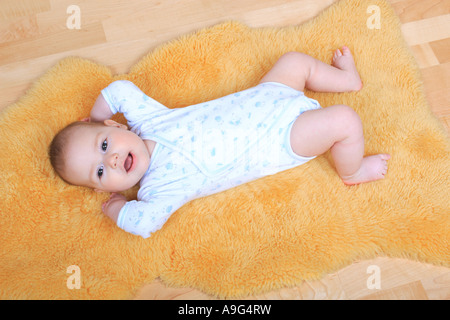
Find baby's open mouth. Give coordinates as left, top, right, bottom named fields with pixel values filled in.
left=124, top=153, right=133, bottom=172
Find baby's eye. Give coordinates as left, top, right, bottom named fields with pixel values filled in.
left=101, top=139, right=108, bottom=152
left=97, top=165, right=104, bottom=178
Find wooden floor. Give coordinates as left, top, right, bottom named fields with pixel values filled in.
left=1, top=0, right=449, bottom=300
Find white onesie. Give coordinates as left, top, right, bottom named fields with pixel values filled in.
left=101, top=80, right=321, bottom=238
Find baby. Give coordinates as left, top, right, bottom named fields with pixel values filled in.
left=49, top=47, right=390, bottom=238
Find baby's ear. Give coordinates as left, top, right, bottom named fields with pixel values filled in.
left=103, top=119, right=128, bottom=130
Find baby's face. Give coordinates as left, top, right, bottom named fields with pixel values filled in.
left=62, top=121, right=151, bottom=192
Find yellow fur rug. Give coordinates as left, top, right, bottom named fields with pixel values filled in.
left=1, top=0, right=449, bottom=299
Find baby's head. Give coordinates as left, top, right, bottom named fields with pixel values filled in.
left=49, top=120, right=151, bottom=193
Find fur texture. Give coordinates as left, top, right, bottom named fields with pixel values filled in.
left=0, top=0, right=448, bottom=299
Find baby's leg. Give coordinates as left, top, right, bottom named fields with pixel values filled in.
left=290, top=105, right=390, bottom=185
left=260, top=47, right=362, bottom=93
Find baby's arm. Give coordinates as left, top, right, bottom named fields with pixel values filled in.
left=91, top=80, right=167, bottom=129
left=102, top=193, right=127, bottom=223
left=90, top=94, right=113, bottom=122
left=104, top=194, right=183, bottom=238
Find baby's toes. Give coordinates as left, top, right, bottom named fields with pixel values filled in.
left=341, top=46, right=351, bottom=55
left=382, top=160, right=389, bottom=175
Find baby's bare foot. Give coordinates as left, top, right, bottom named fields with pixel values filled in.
left=342, top=154, right=391, bottom=186
left=332, top=46, right=363, bottom=92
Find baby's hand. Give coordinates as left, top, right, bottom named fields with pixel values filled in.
left=102, top=193, right=127, bottom=223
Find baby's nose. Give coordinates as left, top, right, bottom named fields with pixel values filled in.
left=108, top=153, right=119, bottom=169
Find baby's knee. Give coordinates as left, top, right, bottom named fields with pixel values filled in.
left=332, top=104, right=363, bottom=136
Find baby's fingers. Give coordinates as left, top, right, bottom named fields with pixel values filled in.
left=101, top=201, right=107, bottom=212
left=101, top=193, right=115, bottom=212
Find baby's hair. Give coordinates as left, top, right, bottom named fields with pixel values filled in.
left=49, top=121, right=102, bottom=184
